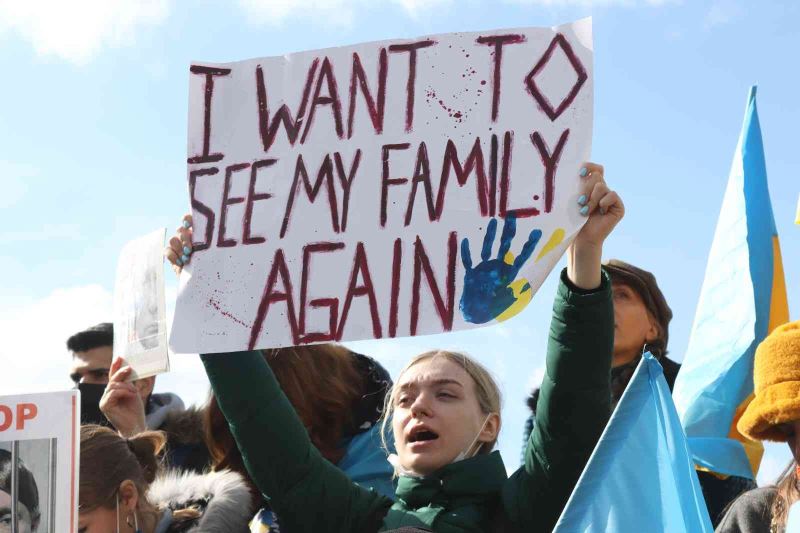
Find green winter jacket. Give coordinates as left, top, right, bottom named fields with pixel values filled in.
left=201, top=269, right=614, bottom=533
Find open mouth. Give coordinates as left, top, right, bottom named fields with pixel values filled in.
left=408, top=427, right=439, bottom=444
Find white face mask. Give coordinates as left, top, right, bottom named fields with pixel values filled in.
left=453, top=413, right=494, bottom=463
left=389, top=413, right=495, bottom=477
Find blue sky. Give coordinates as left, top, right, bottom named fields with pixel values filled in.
left=0, top=0, right=797, bottom=484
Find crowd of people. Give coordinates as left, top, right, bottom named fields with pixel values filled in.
left=7, top=163, right=789, bottom=532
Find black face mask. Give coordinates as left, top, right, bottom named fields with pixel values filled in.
left=77, top=382, right=112, bottom=427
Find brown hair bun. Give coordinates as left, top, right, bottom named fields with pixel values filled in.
left=126, top=431, right=167, bottom=484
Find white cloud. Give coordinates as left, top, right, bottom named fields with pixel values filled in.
left=237, top=0, right=676, bottom=28
left=503, top=0, right=676, bottom=5
left=0, top=280, right=212, bottom=408
left=0, top=0, right=169, bottom=65
left=238, top=0, right=451, bottom=26
left=705, top=0, right=743, bottom=29
left=0, top=285, right=113, bottom=394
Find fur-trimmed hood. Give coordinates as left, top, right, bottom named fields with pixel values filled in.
left=148, top=469, right=254, bottom=533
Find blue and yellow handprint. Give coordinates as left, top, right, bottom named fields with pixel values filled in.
left=459, top=214, right=543, bottom=324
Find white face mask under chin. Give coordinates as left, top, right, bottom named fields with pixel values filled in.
left=389, top=413, right=495, bottom=478
left=453, top=413, right=493, bottom=463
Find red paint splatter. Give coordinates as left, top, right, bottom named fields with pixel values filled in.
left=209, top=298, right=251, bottom=328
left=426, top=86, right=466, bottom=123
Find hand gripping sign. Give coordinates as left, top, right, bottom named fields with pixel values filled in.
left=171, top=18, right=594, bottom=353
left=0, top=391, right=80, bottom=533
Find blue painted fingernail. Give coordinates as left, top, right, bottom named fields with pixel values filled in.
left=600, top=207, right=607, bottom=215
left=577, top=194, right=587, bottom=206
left=579, top=167, right=588, bottom=177
left=580, top=205, right=589, bottom=216
left=176, top=258, right=183, bottom=266
left=181, top=254, right=189, bottom=263
left=183, top=246, right=191, bottom=255
left=183, top=220, right=191, bottom=229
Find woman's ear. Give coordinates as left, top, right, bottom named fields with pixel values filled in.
left=645, top=313, right=660, bottom=345
left=478, top=412, right=501, bottom=444
left=118, top=480, right=140, bottom=513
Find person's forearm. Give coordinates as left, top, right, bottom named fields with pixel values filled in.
left=200, top=350, right=316, bottom=499
left=567, top=241, right=602, bottom=290
left=113, top=417, right=146, bottom=437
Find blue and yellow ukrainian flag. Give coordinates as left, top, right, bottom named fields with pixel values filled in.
left=554, top=353, right=713, bottom=532
left=673, top=86, right=789, bottom=479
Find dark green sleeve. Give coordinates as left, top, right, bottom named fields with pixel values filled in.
left=201, top=351, right=391, bottom=532
left=502, top=268, right=613, bottom=532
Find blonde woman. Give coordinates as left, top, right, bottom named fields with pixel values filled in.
left=200, top=163, right=622, bottom=532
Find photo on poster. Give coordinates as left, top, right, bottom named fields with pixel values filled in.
left=0, top=392, right=79, bottom=533
left=0, top=439, right=57, bottom=533
left=113, top=228, right=170, bottom=379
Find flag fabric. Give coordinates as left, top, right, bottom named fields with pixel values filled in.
left=553, top=352, right=713, bottom=533
left=673, top=86, right=789, bottom=479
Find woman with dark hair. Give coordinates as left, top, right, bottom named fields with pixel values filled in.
left=523, top=258, right=756, bottom=526
left=78, top=425, right=253, bottom=533
left=0, top=449, right=40, bottom=533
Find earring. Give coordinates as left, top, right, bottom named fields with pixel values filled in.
left=126, top=511, right=141, bottom=533
left=642, top=342, right=661, bottom=358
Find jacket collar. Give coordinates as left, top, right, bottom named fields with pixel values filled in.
left=395, top=451, right=507, bottom=509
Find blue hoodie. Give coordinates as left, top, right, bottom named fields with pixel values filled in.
left=249, top=424, right=395, bottom=532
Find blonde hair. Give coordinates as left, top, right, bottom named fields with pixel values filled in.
left=381, top=350, right=502, bottom=454
left=768, top=461, right=800, bottom=532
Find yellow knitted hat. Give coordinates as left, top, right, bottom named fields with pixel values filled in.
left=738, top=321, right=800, bottom=442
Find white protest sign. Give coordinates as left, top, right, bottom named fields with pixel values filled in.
left=171, top=18, right=593, bottom=353
left=113, top=229, right=170, bottom=378
left=0, top=391, right=79, bottom=533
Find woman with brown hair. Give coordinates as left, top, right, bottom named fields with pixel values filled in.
left=716, top=321, right=800, bottom=533
left=78, top=425, right=253, bottom=533
left=203, top=343, right=395, bottom=532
